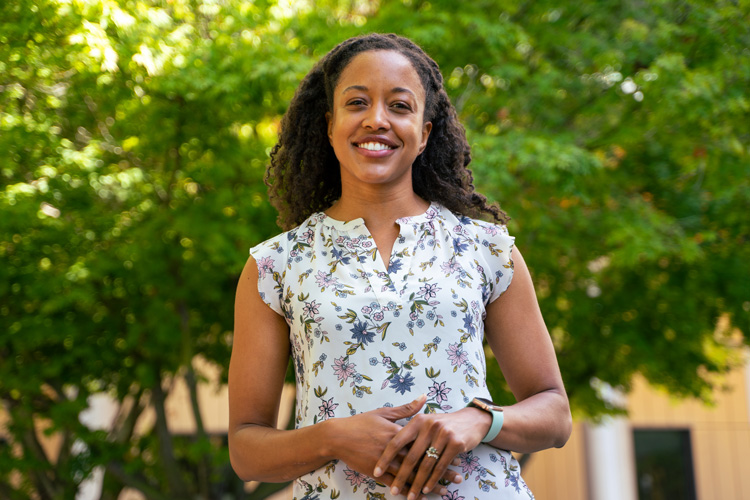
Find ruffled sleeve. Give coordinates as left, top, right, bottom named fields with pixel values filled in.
left=249, top=234, right=288, bottom=316
left=471, top=220, right=515, bottom=304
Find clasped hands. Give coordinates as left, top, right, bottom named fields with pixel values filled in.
left=335, top=394, right=490, bottom=500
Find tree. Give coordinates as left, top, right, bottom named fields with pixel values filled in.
left=1, top=0, right=748, bottom=498
left=1, top=0, right=297, bottom=497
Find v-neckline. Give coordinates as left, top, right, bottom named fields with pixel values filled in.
left=318, top=203, right=439, bottom=275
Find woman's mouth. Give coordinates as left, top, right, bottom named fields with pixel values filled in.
left=355, top=141, right=396, bottom=151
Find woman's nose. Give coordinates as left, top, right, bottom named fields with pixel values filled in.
left=362, top=102, right=390, bottom=130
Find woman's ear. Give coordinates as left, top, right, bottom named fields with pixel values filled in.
left=418, top=121, right=432, bottom=154
left=326, top=112, right=333, bottom=144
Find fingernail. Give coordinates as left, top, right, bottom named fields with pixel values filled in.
left=422, top=486, right=430, bottom=494
left=391, top=486, right=399, bottom=496
left=440, top=487, right=448, bottom=495
left=407, top=492, right=416, bottom=500
left=373, top=467, right=382, bottom=477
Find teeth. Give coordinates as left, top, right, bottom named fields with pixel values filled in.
left=358, top=142, right=394, bottom=151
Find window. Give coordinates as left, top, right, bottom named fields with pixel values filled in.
left=633, top=429, right=696, bottom=500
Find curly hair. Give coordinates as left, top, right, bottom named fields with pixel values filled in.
left=267, top=33, right=508, bottom=230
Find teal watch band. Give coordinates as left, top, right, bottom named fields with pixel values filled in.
left=467, top=397, right=504, bottom=443
left=482, top=407, right=504, bottom=443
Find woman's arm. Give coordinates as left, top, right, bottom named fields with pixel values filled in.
left=481, top=246, right=572, bottom=451
left=374, top=246, right=571, bottom=499
left=228, top=256, right=462, bottom=489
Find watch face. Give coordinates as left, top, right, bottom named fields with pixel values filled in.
left=474, top=397, right=503, bottom=412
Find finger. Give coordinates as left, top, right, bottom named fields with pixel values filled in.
left=408, top=440, right=451, bottom=499
left=420, top=452, right=458, bottom=496
left=373, top=424, right=420, bottom=478
left=375, top=394, right=426, bottom=423
left=422, top=451, right=463, bottom=495
left=441, top=465, right=462, bottom=485
left=390, top=425, right=434, bottom=498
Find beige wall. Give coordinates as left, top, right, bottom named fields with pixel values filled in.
left=628, top=367, right=750, bottom=500
left=518, top=422, right=589, bottom=499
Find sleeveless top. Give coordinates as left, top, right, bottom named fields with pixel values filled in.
left=250, top=203, right=534, bottom=499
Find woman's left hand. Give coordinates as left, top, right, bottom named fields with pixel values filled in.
left=373, top=406, right=491, bottom=500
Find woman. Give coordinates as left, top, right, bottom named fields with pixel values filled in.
left=229, top=34, right=571, bottom=500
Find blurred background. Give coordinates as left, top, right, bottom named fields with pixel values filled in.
left=1, top=0, right=749, bottom=499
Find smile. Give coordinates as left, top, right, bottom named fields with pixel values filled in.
left=355, top=142, right=396, bottom=151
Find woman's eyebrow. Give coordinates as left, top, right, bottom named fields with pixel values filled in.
left=341, top=85, right=417, bottom=99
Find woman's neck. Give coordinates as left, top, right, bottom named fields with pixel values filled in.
left=325, top=189, right=429, bottom=231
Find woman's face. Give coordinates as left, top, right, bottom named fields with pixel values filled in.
left=326, top=50, right=432, bottom=195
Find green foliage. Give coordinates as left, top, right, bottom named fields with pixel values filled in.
left=1, top=0, right=748, bottom=497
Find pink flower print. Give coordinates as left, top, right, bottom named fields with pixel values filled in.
left=428, top=381, right=451, bottom=404
left=301, top=228, right=314, bottom=244
left=446, top=343, right=468, bottom=368
left=373, top=311, right=384, bottom=321
left=344, top=467, right=367, bottom=487
left=303, top=300, right=320, bottom=319
left=314, top=271, right=335, bottom=288
left=332, top=356, right=356, bottom=382
left=361, top=306, right=373, bottom=314
left=442, top=490, right=465, bottom=500
left=459, top=452, right=480, bottom=475
left=318, top=397, right=338, bottom=419
left=440, top=261, right=460, bottom=275
left=483, top=225, right=499, bottom=236
left=256, top=256, right=274, bottom=279
left=418, top=282, right=440, bottom=299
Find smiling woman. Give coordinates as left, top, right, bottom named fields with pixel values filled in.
left=325, top=50, right=432, bottom=209
left=229, top=33, right=571, bottom=500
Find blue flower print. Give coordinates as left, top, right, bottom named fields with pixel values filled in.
left=388, top=258, right=403, bottom=273
left=389, top=372, right=415, bottom=394
left=350, top=321, right=375, bottom=345
left=453, top=238, right=469, bottom=255
left=331, top=247, right=351, bottom=265
left=463, top=313, right=476, bottom=336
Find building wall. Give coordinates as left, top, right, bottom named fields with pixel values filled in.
left=628, top=367, right=750, bottom=500
left=521, top=359, right=750, bottom=500
left=517, top=423, right=589, bottom=500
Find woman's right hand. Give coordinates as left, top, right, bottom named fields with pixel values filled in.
left=329, top=394, right=462, bottom=498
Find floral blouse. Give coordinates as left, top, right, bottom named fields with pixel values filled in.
left=250, top=203, right=534, bottom=499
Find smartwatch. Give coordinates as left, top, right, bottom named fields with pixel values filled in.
left=467, top=397, right=504, bottom=443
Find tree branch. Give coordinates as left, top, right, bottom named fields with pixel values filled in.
left=105, top=462, right=172, bottom=500
left=150, top=381, right=189, bottom=497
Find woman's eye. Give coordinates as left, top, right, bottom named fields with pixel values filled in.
left=347, top=99, right=367, bottom=106
left=392, top=102, right=411, bottom=111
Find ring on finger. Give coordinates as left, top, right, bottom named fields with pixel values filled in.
left=425, top=446, right=440, bottom=460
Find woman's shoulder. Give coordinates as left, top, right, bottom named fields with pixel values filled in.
left=437, top=204, right=512, bottom=239
left=249, top=212, right=325, bottom=258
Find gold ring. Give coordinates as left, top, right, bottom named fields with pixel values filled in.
left=425, top=446, right=440, bottom=460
